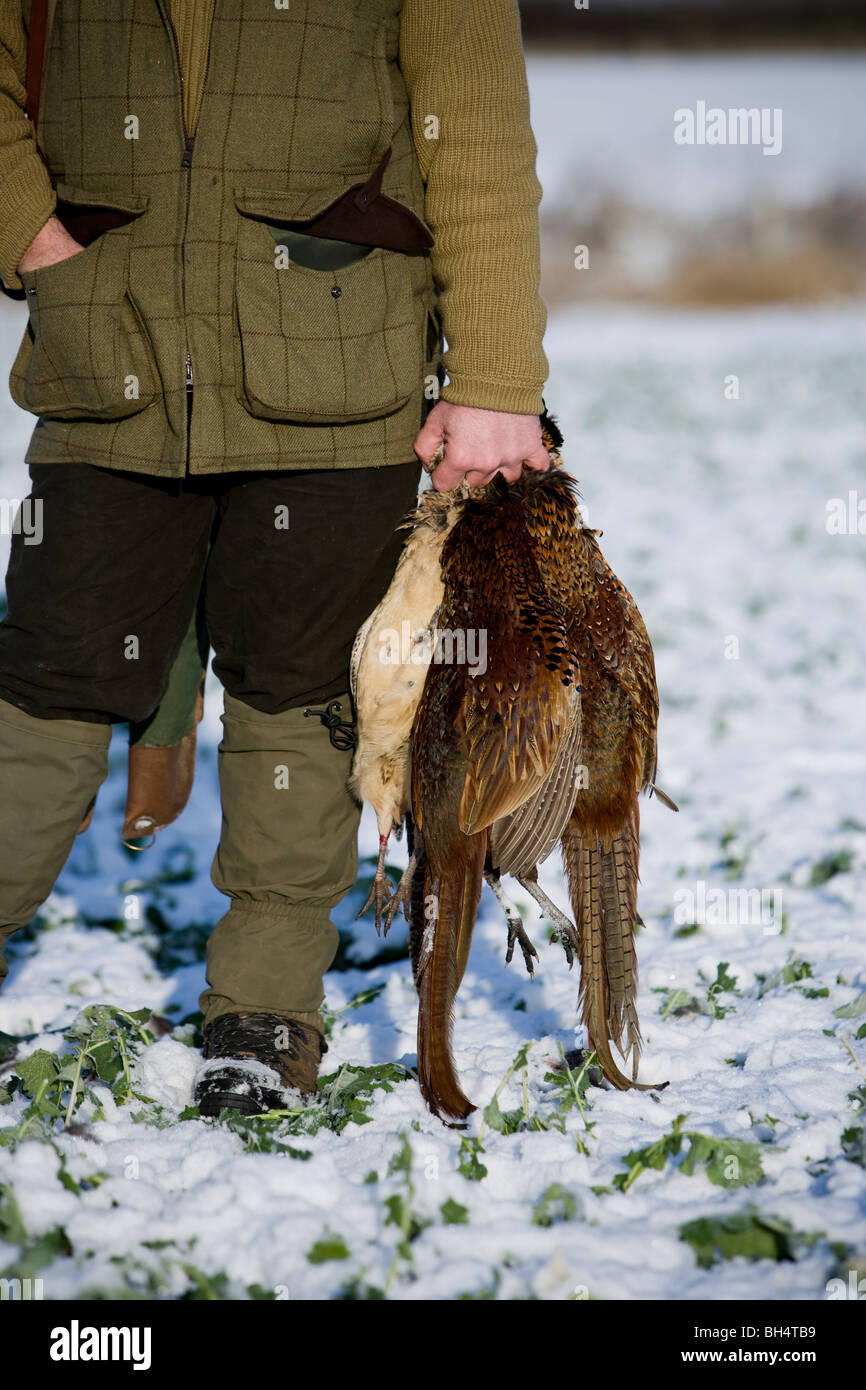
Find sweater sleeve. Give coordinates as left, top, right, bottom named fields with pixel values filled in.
left=399, top=0, right=548, bottom=416
left=0, top=1, right=58, bottom=292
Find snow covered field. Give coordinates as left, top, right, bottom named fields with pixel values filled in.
left=1, top=53, right=865, bottom=1301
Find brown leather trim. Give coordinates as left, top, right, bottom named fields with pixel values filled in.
left=120, top=679, right=204, bottom=841
left=275, top=147, right=434, bottom=254
left=54, top=202, right=144, bottom=246
left=77, top=795, right=97, bottom=837
left=122, top=732, right=199, bottom=841
left=25, top=0, right=52, bottom=126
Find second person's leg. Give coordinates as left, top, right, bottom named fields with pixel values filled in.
left=0, top=463, right=216, bottom=985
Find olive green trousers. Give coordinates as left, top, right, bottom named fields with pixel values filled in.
left=0, top=692, right=360, bottom=1036
left=202, top=692, right=360, bottom=1034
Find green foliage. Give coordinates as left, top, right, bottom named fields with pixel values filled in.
left=679, top=1133, right=764, bottom=1187
left=1, top=1224, right=72, bottom=1281
left=848, top=1085, right=866, bottom=1118
left=657, top=987, right=701, bottom=1019
left=717, top=827, right=765, bottom=880
left=841, top=1125, right=866, bottom=1167
left=216, top=1110, right=312, bottom=1159
left=532, top=1183, right=580, bottom=1227
left=679, top=1211, right=809, bottom=1268
left=482, top=1091, right=524, bottom=1136
left=542, top=1047, right=597, bottom=1152
left=381, top=1133, right=431, bottom=1291
left=757, top=957, right=817, bottom=998
left=440, top=1198, right=469, bottom=1225
left=458, top=1269, right=502, bottom=1300
left=336, top=1277, right=385, bottom=1300
left=835, top=990, right=866, bottom=1020
left=476, top=1042, right=595, bottom=1146
left=307, top=1233, right=351, bottom=1264
left=383, top=1193, right=430, bottom=1254
left=657, top=962, right=740, bottom=1021
left=809, top=849, right=854, bottom=886
left=176, top=1263, right=230, bottom=1300
left=4, top=1006, right=156, bottom=1144
left=0, top=1029, right=26, bottom=1066
left=457, top=1136, right=488, bottom=1182
left=612, top=1114, right=764, bottom=1192
left=318, top=1062, right=413, bottom=1134
left=0, top=1182, right=27, bottom=1247
left=0, top=1181, right=72, bottom=1279
left=148, top=919, right=213, bottom=974
left=703, top=961, right=740, bottom=1016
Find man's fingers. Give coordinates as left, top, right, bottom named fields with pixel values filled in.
left=461, top=467, right=493, bottom=488
left=523, top=445, right=553, bottom=473
left=434, top=449, right=554, bottom=492
left=431, top=457, right=468, bottom=492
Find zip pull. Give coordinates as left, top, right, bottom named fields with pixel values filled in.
left=181, top=134, right=195, bottom=169
left=185, top=351, right=193, bottom=391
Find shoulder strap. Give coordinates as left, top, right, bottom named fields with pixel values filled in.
left=25, top=0, right=56, bottom=129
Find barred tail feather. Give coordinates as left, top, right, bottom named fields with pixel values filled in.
left=561, top=811, right=661, bottom=1092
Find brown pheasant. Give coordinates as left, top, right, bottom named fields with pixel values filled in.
left=351, top=413, right=673, bottom=1122
left=406, top=421, right=672, bottom=1121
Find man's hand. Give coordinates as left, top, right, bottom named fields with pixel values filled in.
left=17, top=215, right=85, bottom=274
left=414, top=399, right=550, bottom=493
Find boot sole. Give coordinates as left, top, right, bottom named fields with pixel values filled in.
left=196, top=1090, right=269, bottom=1117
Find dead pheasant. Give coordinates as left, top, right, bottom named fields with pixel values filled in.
left=349, top=476, right=464, bottom=928
left=352, top=414, right=674, bottom=1121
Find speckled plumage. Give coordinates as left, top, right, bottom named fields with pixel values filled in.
left=410, top=442, right=667, bottom=1120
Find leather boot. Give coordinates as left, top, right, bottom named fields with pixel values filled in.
left=193, top=1010, right=326, bottom=1116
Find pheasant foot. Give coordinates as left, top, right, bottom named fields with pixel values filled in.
left=382, top=853, right=417, bottom=936
left=485, top=871, right=539, bottom=977
left=514, top=874, right=580, bottom=967
left=356, top=835, right=396, bottom=936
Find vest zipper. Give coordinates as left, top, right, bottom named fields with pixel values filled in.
left=180, top=133, right=195, bottom=469
left=181, top=133, right=195, bottom=395
left=167, top=15, right=195, bottom=466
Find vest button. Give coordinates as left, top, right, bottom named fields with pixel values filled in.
left=331, top=285, right=342, bottom=298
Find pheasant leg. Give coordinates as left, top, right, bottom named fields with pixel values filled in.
left=382, top=853, right=417, bottom=936
left=484, top=871, right=538, bottom=977
left=514, top=873, right=580, bottom=968
left=356, top=834, right=396, bottom=936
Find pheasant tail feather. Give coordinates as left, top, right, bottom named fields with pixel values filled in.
left=562, top=812, right=659, bottom=1092
left=413, top=838, right=485, bottom=1122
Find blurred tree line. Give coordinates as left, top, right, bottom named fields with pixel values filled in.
left=520, top=0, right=866, bottom=46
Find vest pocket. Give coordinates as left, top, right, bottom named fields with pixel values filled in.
left=233, top=199, right=424, bottom=423
left=10, top=221, right=157, bottom=422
